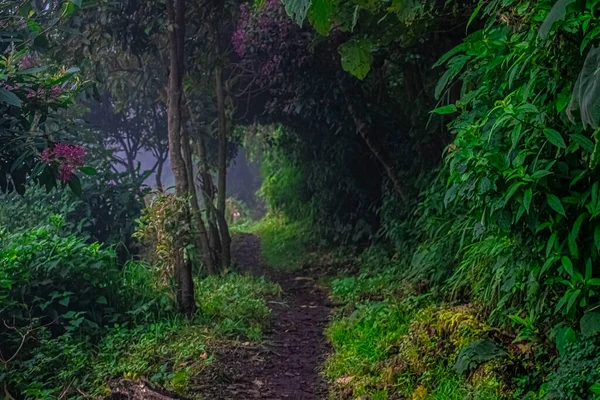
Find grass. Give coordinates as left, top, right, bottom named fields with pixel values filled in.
left=250, top=212, right=313, bottom=270
left=323, top=245, right=512, bottom=400
left=195, top=272, right=281, bottom=340
left=5, top=267, right=281, bottom=399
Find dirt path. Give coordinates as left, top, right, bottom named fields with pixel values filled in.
left=198, top=233, right=331, bottom=399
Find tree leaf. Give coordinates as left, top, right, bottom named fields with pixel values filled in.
left=539, top=0, right=576, bottom=39
left=571, top=134, right=595, bottom=153
left=531, top=170, right=553, bottom=180
left=68, top=175, right=82, bottom=196
left=581, top=312, right=600, bottom=337
left=308, top=0, right=333, bottom=36
left=555, top=326, right=577, bottom=356
left=523, top=188, right=533, bottom=213
left=561, top=256, right=573, bottom=276
left=431, top=104, right=457, bottom=115
left=547, top=193, right=566, bottom=216
left=281, top=0, right=311, bottom=26
left=338, top=39, right=373, bottom=80
left=544, top=128, right=566, bottom=148
left=79, top=166, right=97, bottom=176
left=0, top=87, right=22, bottom=107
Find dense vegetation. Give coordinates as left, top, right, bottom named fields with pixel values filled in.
left=3, top=0, right=600, bottom=398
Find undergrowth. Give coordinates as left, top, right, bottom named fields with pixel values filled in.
left=251, top=212, right=313, bottom=270
left=323, top=247, right=516, bottom=400
left=1, top=219, right=280, bottom=398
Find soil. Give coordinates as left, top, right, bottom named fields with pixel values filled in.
left=196, top=233, right=332, bottom=399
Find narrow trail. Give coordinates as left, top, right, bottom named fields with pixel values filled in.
left=198, top=233, right=331, bottom=399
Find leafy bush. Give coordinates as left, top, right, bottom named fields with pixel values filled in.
left=545, top=336, right=600, bottom=400
left=0, top=216, right=120, bottom=339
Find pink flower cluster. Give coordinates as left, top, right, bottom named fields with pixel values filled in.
left=41, top=143, right=87, bottom=183
left=26, top=86, right=63, bottom=102
left=232, top=4, right=250, bottom=57
left=18, top=55, right=38, bottom=70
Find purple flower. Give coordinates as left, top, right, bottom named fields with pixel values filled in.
left=54, top=143, right=87, bottom=165
left=58, top=163, right=75, bottom=183
left=39, top=143, right=87, bottom=183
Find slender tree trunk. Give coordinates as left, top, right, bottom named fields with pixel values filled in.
left=155, top=157, right=164, bottom=189
left=214, top=62, right=231, bottom=268
left=195, top=138, right=223, bottom=264
left=181, top=124, right=217, bottom=274
left=166, top=0, right=195, bottom=315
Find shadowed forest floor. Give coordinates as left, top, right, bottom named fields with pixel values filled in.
left=197, top=234, right=331, bottom=399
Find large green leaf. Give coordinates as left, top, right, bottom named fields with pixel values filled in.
left=308, top=0, right=333, bottom=36
left=539, top=0, right=576, bottom=39
left=455, top=339, right=506, bottom=374
left=555, top=327, right=577, bottom=356
left=581, top=312, right=600, bottom=337
left=281, top=0, right=311, bottom=26
left=431, top=104, right=457, bottom=115
left=544, top=128, right=566, bottom=149
left=0, top=87, right=22, bottom=107
left=547, top=193, right=566, bottom=216
left=338, top=39, right=373, bottom=80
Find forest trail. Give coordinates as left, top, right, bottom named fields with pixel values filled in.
left=197, top=233, right=331, bottom=399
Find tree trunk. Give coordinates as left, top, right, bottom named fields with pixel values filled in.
left=214, top=62, right=231, bottom=268
left=155, top=157, right=164, bottom=189
left=166, top=0, right=195, bottom=315
left=195, top=138, right=223, bottom=265
left=181, top=124, right=217, bottom=274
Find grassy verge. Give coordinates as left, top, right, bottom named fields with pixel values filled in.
left=231, top=212, right=313, bottom=270
left=322, top=247, right=518, bottom=400
left=2, top=227, right=281, bottom=400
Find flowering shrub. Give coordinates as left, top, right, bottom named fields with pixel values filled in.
left=40, top=143, right=87, bottom=183
left=232, top=0, right=312, bottom=89
left=0, top=50, right=83, bottom=194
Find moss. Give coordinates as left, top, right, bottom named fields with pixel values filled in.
left=325, top=302, right=512, bottom=399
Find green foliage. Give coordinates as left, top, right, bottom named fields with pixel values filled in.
left=1, top=219, right=279, bottom=397
left=545, top=336, right=600, bottom=400
left=338, top=39, right=373, bottom=80
left=455, top=339, right=507, bottom=375
left=254, top=212, right=313, bottom=270
left=195, top=273, right=281, bottom=340
left=0, top=164, right=148, bottom=254
left=324, top=247, right=512, bottom=399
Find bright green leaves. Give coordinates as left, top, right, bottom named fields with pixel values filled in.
left=544, top=128, right=566, bottom=149
left=281, top=0, right=333, bottom=34
left=308, top=0, right=334, bottom=35
left=547, top=194, right=566, bottom=216
left=435, top=55, right=468, bottom=99
left=431, top=104, right=457, bottom=115
left=338, top=39, right=373, bottom=80
left=539, top=0, right=576, bottom=39
left=523, top=188, right=533, bottom=213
